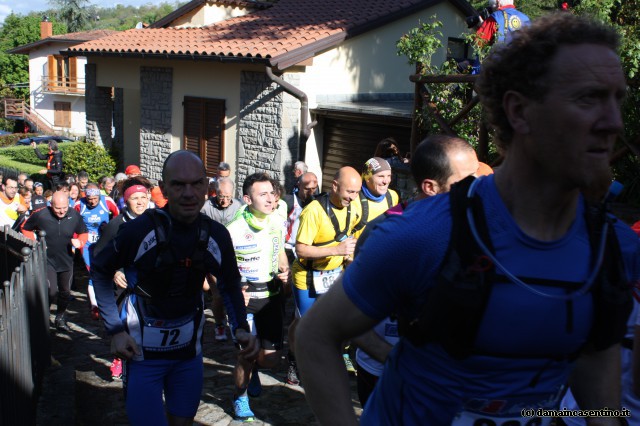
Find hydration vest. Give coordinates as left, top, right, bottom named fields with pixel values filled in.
left=493, top=7, right=530, bottom=43
left=133, top=210, right=211, bottom=300
left=352, top=191, right=393, bottom=234
left=401, top=176, right=633, bottom=360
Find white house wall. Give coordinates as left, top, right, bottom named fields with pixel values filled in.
left=169, top=3, right=254, bottom=28
left=297, top=1, right=470, bottom=180
left=29, top=43, right=88, bottom=136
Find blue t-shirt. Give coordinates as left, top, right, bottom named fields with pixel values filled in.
left=343, top=175, right=640, bottom=424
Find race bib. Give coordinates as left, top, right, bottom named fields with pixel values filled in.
left=451, top=411, right=550, bottom=426
left=142, top=314, right=195, bottom=352
left=312, top=268, right=342, bottom=295
left=88, top=233, right=100, bottom=244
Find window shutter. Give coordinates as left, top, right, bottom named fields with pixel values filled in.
left=47, top=56, right=55, bottom=90
left=183, top=97, right=225, bottom=176
left=68, top=57, right=77, bottom=89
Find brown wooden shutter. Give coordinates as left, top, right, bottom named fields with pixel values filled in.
left=183, top=97, right=225, bottom=176
left=53, top=102, right=71, bottom=128
left=68, top=57, right=77, bottom=89
left=47, top=56, right=55, bottom=90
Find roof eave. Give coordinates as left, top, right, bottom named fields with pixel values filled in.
left=67, top=49, right=272, bottom=64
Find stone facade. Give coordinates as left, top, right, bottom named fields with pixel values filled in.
left=112, top=88, right=124, bottom=167
left=84, top=64, right=113, bottom=149
left=139, top=67, right=173, bottom=182
left=237, top=71, right=299, bottom=193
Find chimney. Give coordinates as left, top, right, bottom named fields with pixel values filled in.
left=40, top=17, right=52, bottom=40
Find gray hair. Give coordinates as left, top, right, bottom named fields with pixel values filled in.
left=218, top=162, right=231, bottom=172
left=294, top=161, right=308, bottom=173
left=215, top=176, right=235, bottom=193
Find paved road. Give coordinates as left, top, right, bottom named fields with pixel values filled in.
left=38, top=280, right=362, bottom=425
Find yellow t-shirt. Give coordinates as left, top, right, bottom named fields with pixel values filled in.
left=292, top=197, right=361, bottom=290
left=351, top=189, right=399, bottom=239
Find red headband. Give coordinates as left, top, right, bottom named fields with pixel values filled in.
left=124, top=185, right=148, bottom=202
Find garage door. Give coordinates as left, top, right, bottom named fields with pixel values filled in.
left=320, top=114, right=411, bottom=194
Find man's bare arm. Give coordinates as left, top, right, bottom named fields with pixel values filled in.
left=570, top=344, right=622, bottom=426
left=352, top=329, right=393, bottom=364
left=296, top=276, right=377, bottom=425
left=295, top=239, right=356, bottom=260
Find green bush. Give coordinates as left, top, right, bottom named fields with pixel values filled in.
left=1, top=142, right=76, bottom=165
left=0, top=133, right=39, bottom=148
left=62, top=142, right=116, bottom=182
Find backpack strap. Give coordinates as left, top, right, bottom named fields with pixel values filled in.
left=352, top=191, right=392, bottom=234
left=314, top=194, right=351, bottom=246
left=401, top=176, right=496, bottom=359
left=584, top=204, right=633, bottom=351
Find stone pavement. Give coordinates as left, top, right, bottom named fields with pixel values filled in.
left=37, top=281, right=363, bottom=426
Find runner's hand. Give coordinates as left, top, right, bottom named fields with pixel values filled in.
left=236, top=329, right=260, bottom=361
left=111, top=331, right=141, bottom=360
left=113, top=271, right=128, bottom=289
left=335, top=237, right=357, bottom=256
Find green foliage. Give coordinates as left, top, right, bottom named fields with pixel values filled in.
left=0, top=141, right=75, bottom=164
left=49, top=0, right=94, bottom=32
left=0, top=157, right=43, bottom=175
left=0, top=133, right=39, bottom=148
left=0, top=14, right=66, bottom=99
left=62, top=142, right=116, bottom=181
left=396, top=18, right=443, bottom=72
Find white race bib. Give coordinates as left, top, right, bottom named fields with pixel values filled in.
left=88, top=233, right=100, bottom=244
left=312, top=268, right=342, bottom=295
left=142, top=315, right=195, bottom=352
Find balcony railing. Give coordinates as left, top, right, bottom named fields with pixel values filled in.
left=41, top=76, right=85, bottom=95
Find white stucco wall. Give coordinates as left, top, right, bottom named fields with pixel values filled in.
left=169, top=3, right=254, bottom=28
left=295, top=1, right=470, bottom=180
left=28, top=43, right=88, bottom=136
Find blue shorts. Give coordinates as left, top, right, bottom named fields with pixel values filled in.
left=125, top=354, right=203, bottom=425
left=292, top=286, right=316, bottom=316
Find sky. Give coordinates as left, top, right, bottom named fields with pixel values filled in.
left=0, top=0, right=158, bottom=25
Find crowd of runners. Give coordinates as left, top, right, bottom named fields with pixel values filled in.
left=1, top=11, right=639, bottom=426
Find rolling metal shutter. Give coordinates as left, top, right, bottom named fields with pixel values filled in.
left=320, top=112, right=411, bottom=193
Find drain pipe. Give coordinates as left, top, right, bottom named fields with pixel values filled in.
left=266, top=66, right=317, bottom=161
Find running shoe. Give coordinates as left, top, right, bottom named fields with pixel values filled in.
left=110, top=358, right=123, bottom=380
left=247, top=369, right=262, bottom=397
left=90, top=306, right=100, bottom=321
left=286, top=360, right=300, bottom=386
left=233, top=395, right=255, bottom=422
left=214, top=325, right=227, bottom=341
left=54, top=314, right=71, bottom=332
left=343, top=354, right=356, bottom=375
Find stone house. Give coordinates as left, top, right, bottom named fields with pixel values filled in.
left=8, top=22, right=115, bottom=137
left=68, top=0, right=475, bottom=190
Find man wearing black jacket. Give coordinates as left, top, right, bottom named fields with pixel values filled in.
left=32, top=140, right=63, bottom=190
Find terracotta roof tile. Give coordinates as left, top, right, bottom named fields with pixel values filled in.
left=68, top=0, right=473, bottom=68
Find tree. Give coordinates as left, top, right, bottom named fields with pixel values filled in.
left=49, top=0, right=92, bottom=32
left=0, top=14, right=66, bottom=99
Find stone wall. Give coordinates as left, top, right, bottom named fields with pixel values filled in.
left=84, top=63, right=113, bottom=149
left=139, top=67, right=173, bottom=182
left=112, top=88, right=124, bottom=167
left=237, top=71, right=299, bottom=193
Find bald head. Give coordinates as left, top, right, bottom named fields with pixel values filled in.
left=331, top=167, right=362, bottom=208
left=160, top=150, right=208, bottom=223
left=298, top=172, right=318, bottom=203
left=412, top=135, right=479, bottom=198
left=51, top=191, right=69, bottom=218
left=162, top=150, right=206, bottom=182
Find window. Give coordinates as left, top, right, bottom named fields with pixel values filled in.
left=447, top=37, right=470, bottom=61
left=183, top=97, right=225, bottom=176
left=54, top=102, right=71, bottom=128
left=46, top=55, right=78, bottom=92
